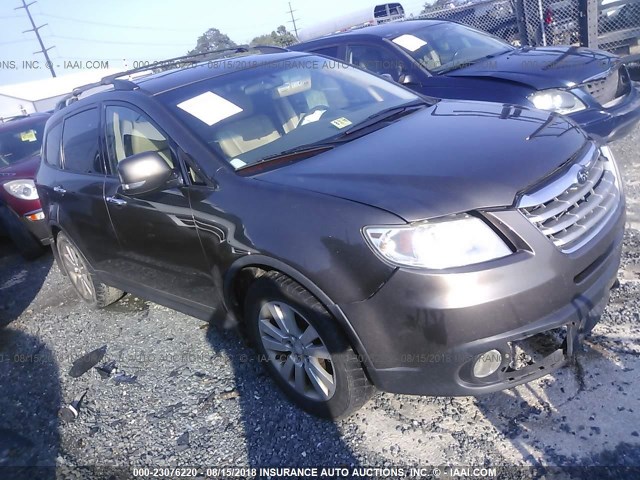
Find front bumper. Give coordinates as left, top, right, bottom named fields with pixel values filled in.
left=0, top=204, right=51, bottom=245
left=339, top=203, right=625, bottom=396
left=20, top=211, right=51, bottom=245
left=571, top=83, right=640, bottom=143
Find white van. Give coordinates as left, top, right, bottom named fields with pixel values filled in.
left=298, top=3, right=405, bottom=41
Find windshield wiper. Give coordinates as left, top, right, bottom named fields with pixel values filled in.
left=436, top=49, right=512, bottom=75
left=238, top=143, right=337, bottom=170
left=340, top=100, right=427, bottom=137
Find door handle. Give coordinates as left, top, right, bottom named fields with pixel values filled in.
left=106, top=196, right=127, bottom=206
left=53, top=185, right=66, bottom=194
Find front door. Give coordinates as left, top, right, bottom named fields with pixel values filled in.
left=101, top=102, right=213, bottom=309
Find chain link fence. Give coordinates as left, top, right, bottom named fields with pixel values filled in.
left=416, top=1, right=523, bottom=45
left=415, top=0, right=640, bottom=55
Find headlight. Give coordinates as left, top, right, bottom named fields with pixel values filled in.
left=2, top=179, right=39, bottom=200
left=528, top=89, right=586, bottom=114
left=600, top=144, right=622, bottom=189
left=363, top=214, right=512, bottom=270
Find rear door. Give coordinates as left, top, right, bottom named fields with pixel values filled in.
left=101, top=102, right=213, bottom=308
left=55, top=106, right=117, bottom=271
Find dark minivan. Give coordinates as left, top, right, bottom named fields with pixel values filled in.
left=37, top=51, right=625, bottom=418
left=291, top=20, right=640, bottom=143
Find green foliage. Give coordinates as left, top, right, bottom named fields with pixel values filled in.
left=188, top=28, right=237, bottom=55
left=250, top=25, right=298, bottom=48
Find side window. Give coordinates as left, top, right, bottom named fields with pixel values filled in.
left=374, top=5, right=387, bottom=18
left=44, top=122, right=63, bottom=168
left=105, top=105, right=175, bottom=171
left=311, top=46, right=340, bottom=59
left=61, top=108, right=102, bottom=174
left=346, top=45, right=406, bottom=81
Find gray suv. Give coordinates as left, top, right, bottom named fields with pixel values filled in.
left=36, top=49, right=625, bottom=418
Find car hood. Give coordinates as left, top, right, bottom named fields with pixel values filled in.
left=255, top=100, right=589, bottom=222
left=0, top=154, right=40, bottom=180
left=446, top=46, right=619, bottom=90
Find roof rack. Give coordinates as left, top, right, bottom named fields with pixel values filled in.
left=0, top=113, right=46, bottom=123
left=54, top=45, right=289, bottom=111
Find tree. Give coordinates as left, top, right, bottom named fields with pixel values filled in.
left=188, top=28, right=237, bottom=55
left=250, top=25, right=298, bottom=48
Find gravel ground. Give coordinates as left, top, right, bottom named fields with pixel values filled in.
left=1, top=126, right=639, bottom=479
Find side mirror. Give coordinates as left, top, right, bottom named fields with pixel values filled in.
left=400, top=73, right=419, bottom=86
left=117, top=151, right=179, bottom=196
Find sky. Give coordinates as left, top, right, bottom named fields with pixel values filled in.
left=0, top=0, right=429, bottom=86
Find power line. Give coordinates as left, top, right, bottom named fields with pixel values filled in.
left=35, top=12, right=197, bottom=32
left=49, top=34, right=193, bottom=47
left=14, top=0, right=56, bottom=77
left=287, top=2, right=299, bottom=39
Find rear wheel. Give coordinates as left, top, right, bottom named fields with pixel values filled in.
left=56, top=232, right=124, bottom=308
left=244, top=271, right=374, bottom=418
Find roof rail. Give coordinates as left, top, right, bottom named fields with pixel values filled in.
left=54, top=44, right=289, bottom=111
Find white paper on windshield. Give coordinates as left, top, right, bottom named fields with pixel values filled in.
left=177, top=91, right=243, bottom=126
left=392, top=34, right=427, bottom=52
left=300, top=109, right=326, bottom=126
left=229, top=158, right=247, bottom=169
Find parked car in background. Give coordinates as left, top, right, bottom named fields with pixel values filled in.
left=291, top=20, right=640, bottom=142
left=0, top=113, right=51, bottom=258
left=38, top=50, right=624, bottom=418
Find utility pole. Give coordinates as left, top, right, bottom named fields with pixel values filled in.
left=15, top=0, right=56, bottom=77
left=287, top=2, right=299, bottom=39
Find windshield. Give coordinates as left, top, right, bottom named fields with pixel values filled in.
left=0, top=118, right=47, bottom=167
left=158, top=56, right=419, bottom=170
left=392, top=23, right=513, bottom=74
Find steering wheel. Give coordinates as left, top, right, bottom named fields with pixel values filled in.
left=298, top=105, right=329, bottom=125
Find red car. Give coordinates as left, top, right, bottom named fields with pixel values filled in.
left=0, top=113, right=51, bottom=258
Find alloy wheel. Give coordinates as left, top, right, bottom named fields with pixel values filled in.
left=258, top=301, right=336, bottom=401
left=59, top=238, right=94, bottom=302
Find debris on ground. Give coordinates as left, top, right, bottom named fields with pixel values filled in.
left=68, top=346, right=107, bottom=378
left=58, top=390, right=88, bottom=424
left=112, top=372, right=137, bottom=385
left=94, top=360, right=117, bottom=379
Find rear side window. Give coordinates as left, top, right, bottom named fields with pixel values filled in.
left=44, top=122, right=62, bottom=168
left=62, top=108, right=102, bottom=174
left=311, top=46, right=340, bottom=59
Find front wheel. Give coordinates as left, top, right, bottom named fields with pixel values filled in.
left=244, top=271, right=374, bottom=419
left=56, top=232, right=124, bottom=308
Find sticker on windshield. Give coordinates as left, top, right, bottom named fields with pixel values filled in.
left=177, top=91, right=243, bottom=126
left=330, top=117, right=352, bottom=129
left=392, top=34, right=428, bottom=52
left=20, top=130, right=37, bottom=142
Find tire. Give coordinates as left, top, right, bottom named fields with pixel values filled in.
left=56, top=232, right=124, bottom=308
left=244, top=271, right=374, bottom=419
left=0, top=207, right=45, bottom=260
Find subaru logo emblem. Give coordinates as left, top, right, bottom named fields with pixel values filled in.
left=577, top=168, right=589, bottom=185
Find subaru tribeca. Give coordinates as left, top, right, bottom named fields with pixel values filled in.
left=36, top=51, right=625, bottom=418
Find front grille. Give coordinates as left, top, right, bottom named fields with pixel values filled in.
left=582, top=66, right=631, bottom=107
left=518, top=144, right=620, bottom=253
